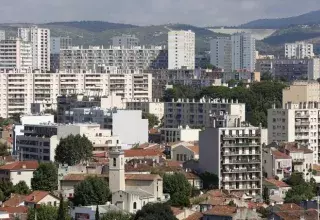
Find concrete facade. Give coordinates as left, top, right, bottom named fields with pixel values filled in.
left=285, top=42, right=314, bottom=59
left=160, top=126, right=200, bottom=143
left=125, top=99, right=164, bottom=121
left=112, top=35, right=139, bottom=48
left=168, top=30, right=195, bottom=70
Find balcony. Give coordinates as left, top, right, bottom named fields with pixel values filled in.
left=222, top=177, right=260, bottom=182
left=222, top=143, right=260, bottom=148
left=222, top=134, right=260, bottom=140
left=296, top=121, right=310, bottom=126
left=295, top=113, right=310, bottom=118
left=222, top=168, right=261, bottom=173
left=222, top=151, right=261, bottom=156
left=292, top=158, right=305, bottom=163
left=223, top=159, right=261, bottom=164
left=226, top=186, right=260, bottom=190
left=295, top=135, right=309, bottom=140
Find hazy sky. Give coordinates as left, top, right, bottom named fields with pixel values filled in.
left=1, top=0, right=319, bottom=26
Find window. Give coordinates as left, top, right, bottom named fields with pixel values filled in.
left=113, top=158, right=116, bottom=167
left=133, top=202, right=137, bottom=210
left=17, top=171, right=21, bottom=175
left=176, top=154, right=179, bottom=161
left=54, top=201, right=57, bottom=206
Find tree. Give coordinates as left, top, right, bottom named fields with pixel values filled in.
left=95, top=205, right=100, bottom=220
left=0, top=189, right=5, bottom=201
left=163, top=173, right=192, bottom=207
left=57, top=194, right=67, bottom=220
left=13, top=181, right=31, bottom=195
left=27, top=205, right=58, bottom=220
left=261, top=71, right=273, bottom=81
left=0, top=142, right=10, bottom=157
left=263, top=186, right=270, bottom=204
left=101, top=211, right=132, bottom=220
left=133, top=203, right=177, bottom=220
left=55, top=134, right=93, bottom=166
left=31, top=162, right=58, bottom=191
left=10, top=113, right=22, bottom=124
left=284, top=183, right=315, bottom=203
left=43, top=109, right=57, bottom=122
left=73, top=176, right=110, bottom=206
left=257, top=207, right=271, bottom=218
left=142, top=113, right=160, bottom=129
left=199, top=172, right=219, bottom=190
left=0, top=180, right=14, bottom=199
left=285, top=172, right=305, bottom=186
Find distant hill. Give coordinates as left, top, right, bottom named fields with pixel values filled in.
left=45, top=21, right=138, bottom=32
left=240, top=10, right=320, bottom=29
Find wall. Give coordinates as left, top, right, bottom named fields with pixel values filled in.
left=125, top=179, right=155, bottom=196
left=180, top=129, right=200, bottom=142
left=10, top=170, right=34, bottom=188
left=171, top=145, right=196, bottom=162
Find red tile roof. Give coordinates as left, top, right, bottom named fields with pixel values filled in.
left=165, top=160, right=183, bottom=168
left=185, top=212, right=203, bottom=220
left=183, top=172, right=201, bottom=180
left=278, top=203, right=303, bottom=211
left=125, top=174, right=162, bottom=181
left=0, top=161, right=38, bottom=171
left=0, top=206, right=28, bottom=214
left=275, top=209, right=317, bottom=220
left=24, top=191, right=51, bottom=203
left=265, top=178, right=290, bottom=188
left=124, top=149, right=164, bottom=157
left=204, top=205, right=236, bottom=216
left=282, top=142, right=313, bottom=154
left=187, top=145, right=199, bottom=154
left=171, top=207, right=184, bottom=216
left=93, top=152, right=107, bottom=158
left=3, top=194, right=26, bottom=207
left=62, top=174, right=108, bottom=181
left=272, top=150, right=291, bottom=159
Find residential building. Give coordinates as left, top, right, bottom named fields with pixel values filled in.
left=18, top=26, right=50, bottom=71
left=112, top=35, right=139, bottom=48
left=222, top=71, right=260, bottom=83
left=210, top=37, right=232, bottom=72
left=0, top=161, right=38, bottom=188
left=282, top=81, right=320, bottom=107
left=168, top=30, right=195, bottom=70
left=199, top=117, right=262, bottom=196
left=125, top=99, right=164, bottom=121
left=0, top=38, right=32, bottom=70
left=171, top=142, right=199, bottom=162
left=50, top=37, right=72, bottom=71
left=71, top=204, right=122, bottom=220
left=109, top=147, right=169, bottom=213
left=163, top=98, right=246, bottom=128
left=263, top=147, right=292, bottom=180
left=160, top=126, right=201, bottom=143
left=263, top=178, right=291, bottom=204
left=183, top=172, right=203, bottom=190
left=255, top=58, right=320, bottom=80
left=285, top=42, right=314, bottom=59
left=0, top=68, right=152, bottom=118
left=255, top=51, right=274, bottom=59
left=24, top=191, right=59, bottom=208
left=231, top=33, right=256, bottom=72
left=124, top=149, right=165, bottom=163
left=271, top=203, right=318, bottom=220
left=0, top=30, right=5, bottom=41
left=16, top=123, right=118, bottom=162
left=59, top=45, right=168, bottom=71
left=202, top=205, right=260, bottom=220
left=68, top=108, right=148, bottom=148
left=267, top=102, right=319, bottom=163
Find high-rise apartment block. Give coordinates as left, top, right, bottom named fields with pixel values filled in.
left=0, top=38, right=32, bottom=69
left=59, top=45, right=168, bottom=71
left=0, top=30, right=5, bottom=41
left=285, top=42, right=314, bottom=59
left=210, top=37, right=232, bottom=72
left=210, top=33, right=256, bottom=72
left=163, top=98, right=245, bottom=128
left=0, top=67, right=152, bottom=118
left=168, top=30, right=195, bottom=70
left=112, top=35, right=139, bottom=48
left=18, top=26, right=50, bottom=71
left=267, top=102, right=319, bottom=163
left=50, top=37, right=72, bottom=71
left=199, top=116, right=262, bottom=196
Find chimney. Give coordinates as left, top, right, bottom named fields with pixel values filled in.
left=32, top=196, right=36, bottom=201
left=22, top=164, right=26, bottom=169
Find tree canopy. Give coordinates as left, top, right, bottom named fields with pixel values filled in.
left=55, top=134, right=93, bottom=166
left=163, top=173, right=192, bottom=207
left=133, top=203, right=177, bottom=220
left=199, top=172, right=219, bottom=190
left=0, top=142, right=10, bottom=157
left=73, top=176, right=110, bottom=206
left=142, top=113, right=160, bottom=129
left=31, top=162, right=58, bottom=191
left=13, top=181, right=31, bottom=195
left=27, top=205, right=59, bottom=220
left=101, top=211, right=132, bottom=220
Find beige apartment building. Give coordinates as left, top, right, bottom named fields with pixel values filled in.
left=282, top=81, right=320, bottom=107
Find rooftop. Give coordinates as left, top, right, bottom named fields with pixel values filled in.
left=186, top=145, right=199, bottom=154
left=272, top=150, right=291, bottom=159
left=182, top=172, right=201, bottom=180
left=24, top=191, right=54, bottom=204
left=2, top=194, right=26, bottom=207
left=0, top=206, right=28, bottom=214
left=275, top=209, right=318, bottom=220
left=185, top=212, right=203, bottom=220
left=264, top=178, right=290, bottom=188
left=125, top=174, right=162, bottom=181
left=0, top=161, right=39, bottom=171
left=203, top=205, right=236, bottom=216
left=124, top=149, right=164, bottom=157
left=281, top=142, right=313, bottom=154
left=62, top=174, right=108, bottom=181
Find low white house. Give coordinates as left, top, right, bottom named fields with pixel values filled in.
left=24, top=191, right=60, bottom=208
left=171, top=142, right=199, bottom=162
left=0, top=161, right=39, bottom=188
left=160, top=126, right=200, bottom=143
left=70, top=204, right=123, bottom=220
left=264, top=178, right=291, bottom=204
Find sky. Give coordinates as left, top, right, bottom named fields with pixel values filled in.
left=0, top=0, right=319, bottom=26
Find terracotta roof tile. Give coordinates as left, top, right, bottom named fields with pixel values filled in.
left=124, top=149, right=164, bottom=157
left=24, top=191, right=51, bottom=203
left=3, top=194, right=26, bottom=207
left=272, top=150, right=291, bottom=159
left=265, top=178, right=290, bottom=188
left=186, top=145, right=199, bottom=154
left=278, top=203, right=303, bottom=211
left=275, top=209, right=317, bottom=220
left=0, top=161, right=38, bottom=171
left=282, top=142, right=313, bottom=154
left=206, top=190, right=227, bottom=198
left=62, top=174, right=108, bottom=181
left=0, top=206, right=28, bottom=214
left=165, top=160, right=182, bottom=168
left=183, top=172, right=201, bottom=180
left=125, top=174, right=162, bottom=181
left=170, top=207, right=184, bottom=216
left=201, top=197, right=226, bottom=206
left=204, top=205, right=237, bottom=216
left=185, top=212, right=203, bottom=220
